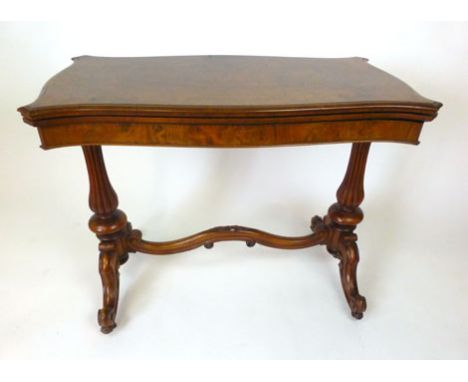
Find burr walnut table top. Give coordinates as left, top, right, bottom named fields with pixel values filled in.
left=18, top=55, right=441, bottom=149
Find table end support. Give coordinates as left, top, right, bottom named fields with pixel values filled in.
left=312, top=142, right=370, bottom=319
left=81, top=142, right=370, bottom=332
left=83, top=146, right=134, bottom=334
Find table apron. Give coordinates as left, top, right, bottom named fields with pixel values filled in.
left=36, top=119, right=423, bottom=149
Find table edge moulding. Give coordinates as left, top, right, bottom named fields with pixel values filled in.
left=18, top=55, right=442, bottom=333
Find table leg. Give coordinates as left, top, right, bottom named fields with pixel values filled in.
left=328, top=142, right=370, bottom=318
left=312, top=142, right=370, bottom=318
left=82, top=145, right=133, bottom=333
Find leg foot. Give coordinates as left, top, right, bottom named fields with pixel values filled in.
left=352, top=311, right=364, bottom=320
left=98, top=308, right=117, bottom=333
left=99, top=323, right=117, bottom=334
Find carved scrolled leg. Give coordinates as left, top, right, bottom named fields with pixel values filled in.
left=83, top=146, right=133, bottom=333
left=322, top=142, right=370, bottom=319
left=98, top=243, right=119, bottom=333
left=337, top=239, right=366, bottom=318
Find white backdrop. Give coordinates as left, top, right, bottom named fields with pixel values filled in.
left=0, top=20, right=467, bottom=359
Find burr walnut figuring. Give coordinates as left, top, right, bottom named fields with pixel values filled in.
left=18, top=56, right=441, bottom=333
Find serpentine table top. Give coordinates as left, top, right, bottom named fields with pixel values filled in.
left=19, top=55, right=440, bottom=148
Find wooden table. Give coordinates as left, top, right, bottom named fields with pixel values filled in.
left=19, top=55, right=441, bottom=333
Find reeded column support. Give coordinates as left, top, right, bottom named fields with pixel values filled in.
left=312, top=142, right=370, bottom=319
left=82, top=145, right=133, bottom=333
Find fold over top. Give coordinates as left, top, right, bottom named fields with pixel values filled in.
left=19, top=55, right=441, bottom=122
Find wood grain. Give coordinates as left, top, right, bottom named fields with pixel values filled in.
left=18, top=55, right=441, bottom=148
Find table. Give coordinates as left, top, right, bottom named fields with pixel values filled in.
left=18, top=55, right=442, bottom=333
